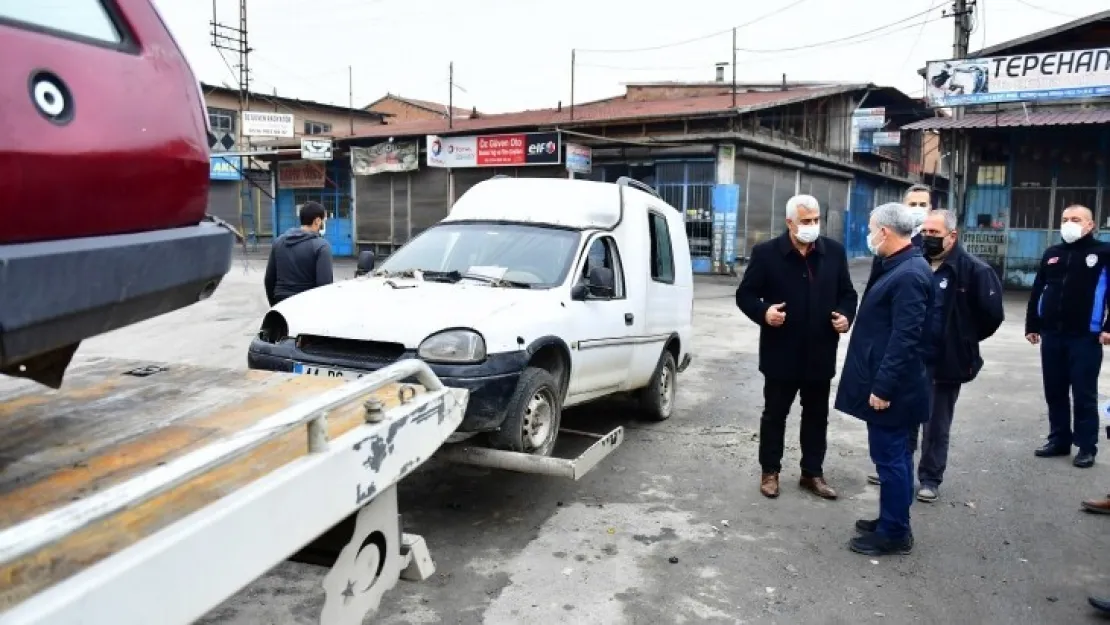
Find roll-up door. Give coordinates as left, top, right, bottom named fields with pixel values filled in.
left=355, top=174, right=392, bottom=243
left=410, top=168, right=450, bottom=240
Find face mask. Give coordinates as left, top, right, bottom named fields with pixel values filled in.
left=867, top=229, right=883, bottom=256
left=320, top=219, right=327, bottom=236
left=795, top=224, right=819, bottom=244
left=1061, top=222, right=1084, bottom=244
left=922, top=235, right=946, bottom=259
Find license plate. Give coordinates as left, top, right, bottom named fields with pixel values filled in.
left=293, top=363, right=366, bottom=380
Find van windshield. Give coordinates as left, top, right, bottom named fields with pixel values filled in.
left=377, top=222, right=581, bottom=289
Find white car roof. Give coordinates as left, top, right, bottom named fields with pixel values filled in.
left=444, top=177, right=652, bottom=230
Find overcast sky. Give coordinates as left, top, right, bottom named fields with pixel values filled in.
left=153, top=0, right=1106, bottom=114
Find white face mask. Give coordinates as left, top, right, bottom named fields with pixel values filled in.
left=1061, top=222, right=1084, bottom=244
left=867, top=229, right=884, bottom=256
left=795, top=224, right=819, bottom=244
left=320, top=219, right=327, bottom=236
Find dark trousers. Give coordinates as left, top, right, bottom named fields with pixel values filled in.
left=1041, top=331, right=1102, bottom=453
left=759, top=378, right=830, bottom=477
left=868, top=423, right=914, bottom=540
left=917, top=383, right=962, bottom=488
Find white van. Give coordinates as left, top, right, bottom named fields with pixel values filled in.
left=248, top=176, right=694, bottom=456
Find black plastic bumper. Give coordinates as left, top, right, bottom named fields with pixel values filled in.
left=0, top=224, right=234, bottom=368
left=247, top=338, right=528, bottom=432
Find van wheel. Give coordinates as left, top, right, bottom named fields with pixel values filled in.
left=488, top=367, right=562, bottom=456
left=639, top=350, right=677, bottom=421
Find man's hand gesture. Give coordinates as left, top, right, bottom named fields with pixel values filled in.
left=1025, top=333, right=1040, bottom=345
left=831, top=311, right=849, bottom=333
left=869, top=394, right=891, bottom=410
left=765, top=303, right=786, bottom=327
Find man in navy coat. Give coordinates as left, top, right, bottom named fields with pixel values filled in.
left=835, top=202, right=935, bottom=556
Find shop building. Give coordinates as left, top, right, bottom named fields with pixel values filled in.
left=905, top=10, right=1110, bottom=287
left=257, top=79, right=939, bottom=266
left=202, top=83, right=387, bottom=244
left=364, top=94, right=478, bottom=124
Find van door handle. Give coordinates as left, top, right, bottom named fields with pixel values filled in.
left=625, top=313, right=634, bottom=325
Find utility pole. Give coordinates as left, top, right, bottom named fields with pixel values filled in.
left=348, top=65, right=354, bottom=136
left=448, top=62, right=454, bottom=129
left=211, top=0, right=253, bottom=235
left=570, top=49, right=576, bottom=121
left=731, top=28, right=737, bottom=108
left=946, top=0, right=974, bottom=214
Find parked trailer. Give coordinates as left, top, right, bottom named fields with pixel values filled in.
left=0, top=357, right=627, bottom=624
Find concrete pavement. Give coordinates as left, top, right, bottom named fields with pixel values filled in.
left=74, top=258, right=1110, bottom=624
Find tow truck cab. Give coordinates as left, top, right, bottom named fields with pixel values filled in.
left=0, top=1, right=234, bottom=387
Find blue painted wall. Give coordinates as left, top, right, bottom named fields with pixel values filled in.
left=845, top=177, right=876, bottom=258
left=274, top=160, right=355, bottom=257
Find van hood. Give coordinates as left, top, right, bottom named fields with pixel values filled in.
left=272, top=277, right=534, bottom=347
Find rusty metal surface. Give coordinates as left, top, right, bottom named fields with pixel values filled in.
left=0, top=357, right=416, bottom=608
left=903, top=109, right=1110, bottom=130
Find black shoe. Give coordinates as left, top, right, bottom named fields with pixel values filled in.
left=855, top=518, right=879, bottom=534
left=1034, top=442, right=1071, bottom=458
left=1089, top=596, right=1110, bottom=614
left=849, top=532, right=913, bottom=556
left=1075, top=450, right=1096, bottom=468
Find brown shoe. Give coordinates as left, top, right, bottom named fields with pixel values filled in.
left=1081, top=497, right=1110, bottom=514
left=800, top=476, right=838, bottom=500
left=760, top=472, right=780, bottom=498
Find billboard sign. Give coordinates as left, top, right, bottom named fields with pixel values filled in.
left=300, top=138, right=333, bottom=161
left=925, top=47, right=1110, bottom=108
left=872, top=131, right=901, bottom=147
left=565, top=143, right=592, bottom=174
left=278, top=160, right=326, bottom=188
left=351, top=142, right=419, bottom=175
left=209, top=155, right=241, bottom=181
left=241, top=111, right=295, bottom=138
left=427, top=132, right=561, bottom=168
left=852, top=107, right=886, bottom=129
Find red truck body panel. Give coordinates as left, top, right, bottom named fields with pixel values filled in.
left=0, top=0, right=210, bottom=244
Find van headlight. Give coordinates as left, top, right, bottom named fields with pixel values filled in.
left=418, top=330, right=486, bottom=364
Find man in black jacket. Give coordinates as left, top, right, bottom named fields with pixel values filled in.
left=1025, top=204, right=1110, bottom=468
left=264, top=201, right=335, bottom=306
left=737, top=194, right=859, bottom=500
left=912, top=209, right=1004, bottom=502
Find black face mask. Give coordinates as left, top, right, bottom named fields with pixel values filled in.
left=922, top=235, right=946, bottom=259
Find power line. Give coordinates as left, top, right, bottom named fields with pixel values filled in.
left=900, top=0, right=937, bottom=73
left=736, top=1, right=947, bottom=52
left=1010, top=0, right=1078, bottom=19
left=575, top=0, right=812, bottom=54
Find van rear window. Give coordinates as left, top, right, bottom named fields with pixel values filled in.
left=0, top=1, right=122, bottom=44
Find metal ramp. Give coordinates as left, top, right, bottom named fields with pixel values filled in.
left=436, top=426, right=625, bottom=480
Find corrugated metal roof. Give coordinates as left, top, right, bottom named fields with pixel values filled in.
left=903, top=109, right=1110, bottom=130
left=337, top=84, right=870, bottom=141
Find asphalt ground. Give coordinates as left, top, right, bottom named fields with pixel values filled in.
left=70, top=256, right=1110, bottom=624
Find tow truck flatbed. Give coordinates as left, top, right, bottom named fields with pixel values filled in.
left=0, top=357, right=468, bottom=625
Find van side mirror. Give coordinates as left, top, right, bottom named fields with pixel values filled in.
left=355, top=251, right=375, bottom=277
left=586, top=266, right=615, bottom=297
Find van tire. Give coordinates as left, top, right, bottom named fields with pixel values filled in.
left=488, top=367, right=562, bottom=456
left=639, top=350, right=677, bottom=421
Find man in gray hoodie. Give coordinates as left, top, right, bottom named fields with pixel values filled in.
left=264, top=201, right=334, bottom=306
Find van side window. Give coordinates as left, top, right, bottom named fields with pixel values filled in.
left=580, top=236, right=625, bottom=299
left=648, top=212, right=675, bottom=284
left=1, top=2, right=122, bottom=43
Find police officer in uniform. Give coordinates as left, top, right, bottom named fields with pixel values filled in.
left=1025, top=205, right=1110, bottom=468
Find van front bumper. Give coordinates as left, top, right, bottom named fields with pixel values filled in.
left=247, top=338, right=527, bottom=432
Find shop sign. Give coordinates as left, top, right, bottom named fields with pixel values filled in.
left=210, top=155, right=241, bottom=181
left=241, top=111, right=295, bottom=138
left=278, top=160, right=326, bottom=189
left=925, top=47, right=1110, bottom=108
left=872, top=131, right=901, bottom=147
left=962, top=229, right=1007, bottom=258
left=852, top=107, right=886, bottom=129
left=427, top=132, right=561, bottom=168
left=565, top=143, right=592, bottom=174
left=351, top=142, right=419, bottom=175
left=300, top=138, right=333, bottom=161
